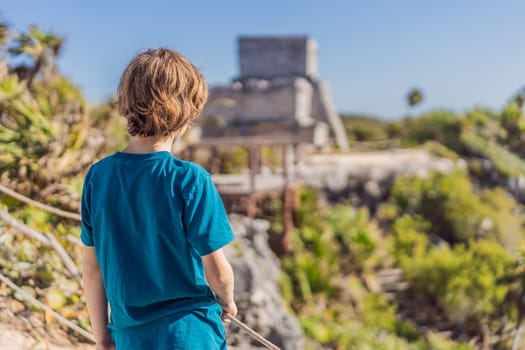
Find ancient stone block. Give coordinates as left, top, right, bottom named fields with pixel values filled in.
left=239, top=36, right=318, bottom=79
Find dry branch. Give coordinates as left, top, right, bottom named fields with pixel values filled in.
left=0, top=183, right=81, bottom=221
left=0, top=208, right=81, bottom=284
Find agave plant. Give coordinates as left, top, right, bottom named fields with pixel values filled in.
left=0, top=25, right=120, bottom=211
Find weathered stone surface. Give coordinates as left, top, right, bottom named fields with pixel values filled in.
left=298, top=149, right=457, bottom=188
left=296, top=149, right=459, bottom=207
left=239, top=36, right=318, bottom=80
left=202, top=77, right=311, bottom=126
left=312, top=80, right=349, bottom=150
left=225, top=214, right=304, bottom=350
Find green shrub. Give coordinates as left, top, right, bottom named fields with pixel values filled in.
left=301, top=311, right=474, bottom=350
left=463, top=108, right=502, bottom=141
left=400, top=110, right=463, bottom=149
left=388, top=170, right=525, bottom=249
left=340, top=114, right=391, bottom=142
left=499, top=104, right=522, bottom=140
left=361, top=293, right=397, bottom=330
left=299, top=310, right=412, bottom=350
left=405, top=240, right=513, bottom=330
left=281, top=186, right=485, bottom=349
left=283, top=249, right=339, bottom=300
left=218, top=147, right=248, bottom=174
left=389, top=170, right=483, bottom=243
left=389, top=215, right=430, bottom=268
left=479, top=188, right=525, bottom=251
left=424, top=333, right=475, bottom=350
left=327, top=205, right=377, bottom=271
left=421, top=141, right=460, bottom=161
left=460, top=131, right=525, bottom=178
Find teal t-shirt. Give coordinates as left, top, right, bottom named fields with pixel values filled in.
left=81, top=151, right=234, bottom=330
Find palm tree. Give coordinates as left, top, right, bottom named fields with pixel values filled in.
left=407, top=88, right=424, bottom=109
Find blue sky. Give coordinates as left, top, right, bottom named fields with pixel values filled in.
left=2, top=1, right=524, bottom=119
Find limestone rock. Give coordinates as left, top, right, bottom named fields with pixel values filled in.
left=225, top=214, right=304, bottom=350
left=296, top=149, right=457, bottom=207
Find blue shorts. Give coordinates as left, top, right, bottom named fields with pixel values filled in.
left=109, top=306, right=227, bottom=350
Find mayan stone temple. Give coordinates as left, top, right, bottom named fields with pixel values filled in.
left=195, top=36, right=349, bottom=150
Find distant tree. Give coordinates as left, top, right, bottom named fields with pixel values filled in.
left=8, top=25, right=63, bottom=88
left=407, top=88, right=424, bottom=109
left=512, top=86, right=525, bottom=112
left=0, top=20, right=7, bottom=46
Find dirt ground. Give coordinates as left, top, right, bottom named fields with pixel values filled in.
left=0, top=296, right=94, bottom=350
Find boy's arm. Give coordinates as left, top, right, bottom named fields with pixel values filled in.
left=202, top=248, right=237, bottom=322
left=82, top=246, right=115, bottom=350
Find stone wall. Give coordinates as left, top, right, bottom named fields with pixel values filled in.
left=194, top=36, right=349, bottom=150
left=201, top=77, right=314, bottom=128
left=239, top=37, right=318, bottom=79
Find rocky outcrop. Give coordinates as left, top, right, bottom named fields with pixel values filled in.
left=296, top=149, right=460, bottom=210
left=225, top=214, right=304, bottom=350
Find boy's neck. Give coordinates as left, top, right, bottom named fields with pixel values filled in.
left=122, top=134, right=177, bottom=154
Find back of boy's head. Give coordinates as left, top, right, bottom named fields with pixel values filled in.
left=118, top=48, right=208, bottom=137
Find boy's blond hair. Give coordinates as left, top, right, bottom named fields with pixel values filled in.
left=118, top=48, right=208, bottom=137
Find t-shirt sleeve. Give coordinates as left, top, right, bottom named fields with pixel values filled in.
left=183, top=170, right=234, bottom=256
left=80, top=168, right=94, bottom=246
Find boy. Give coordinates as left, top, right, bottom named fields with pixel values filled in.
left=81, top=48, right=237, bottom=350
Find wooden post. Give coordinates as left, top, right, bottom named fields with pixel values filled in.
left=248, top=145, right=258, bottom=194
left=246, top=195, right=257, bottom=218
left=282, top=182, right=301, bottom=254
left=246, top=145, right=259, bottom=218
left=282, top=143, right=295, bottom=184
left=282, top=145, right=289, bottom=185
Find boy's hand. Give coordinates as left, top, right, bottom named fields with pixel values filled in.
left=220, top=299, right=238, bottom=325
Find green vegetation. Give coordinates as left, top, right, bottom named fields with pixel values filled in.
left=340, top=114, right=392, bottom=142
left=387, top=170, right=525, bottom=248
left=461, top=131, right=525, bottom=178
left=0, top=20, right=126, bottom=336
left=278, top=104, right=525, bottom=348
left=0, top=23, right=126, bottom=209
left=275, top=168, right=524, bottom=348
left=278, top=189, right=480, bottom=349
left=405, top=240, right=512, bottom=327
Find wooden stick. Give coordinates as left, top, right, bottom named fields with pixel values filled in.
left=226, top=314, right=281, bottom=350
